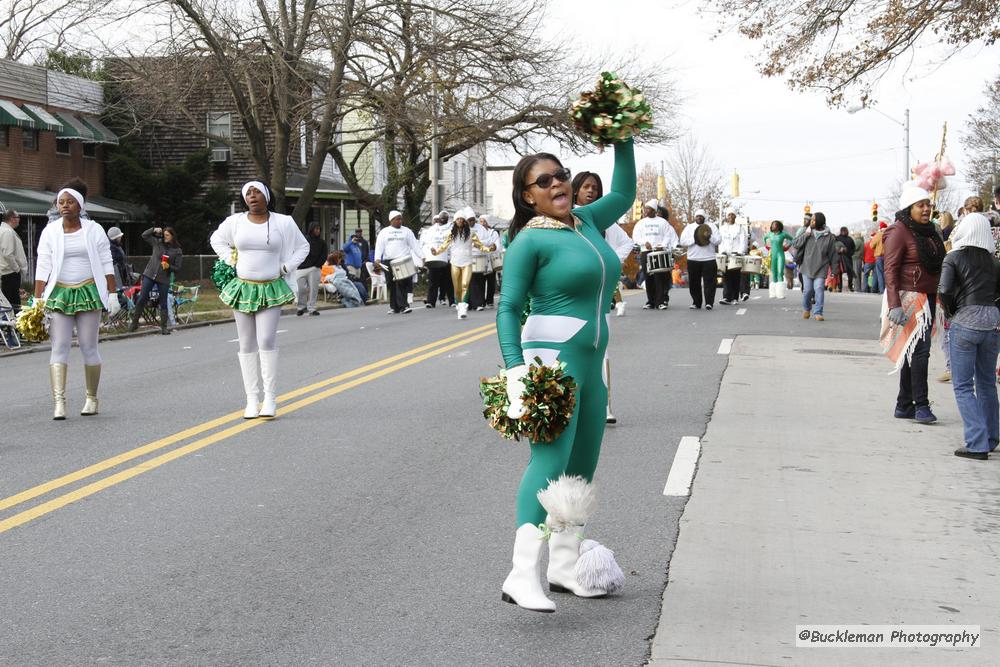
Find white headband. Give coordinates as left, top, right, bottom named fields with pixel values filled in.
left=56, top=188, right=86, bottom=215
left=242, top=181, right=271, bottom=204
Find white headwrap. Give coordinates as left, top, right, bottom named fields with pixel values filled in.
left=437, top=210, right=450, bottom=219
left=644, top=199, right=658, bottom=210
left=241, top=181, right=271, bottom=204
left=388, top=210, right=403, bottom=222
left=56, top=188, right=87, bottom=216
left=950, top=213, right=995, bottom=254
left=456, top=207, right=476, bottom=221
left=694, top=209, right=707, bottom=218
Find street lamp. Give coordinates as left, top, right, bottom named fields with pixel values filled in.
left=847, top=103, right=910, bottom=183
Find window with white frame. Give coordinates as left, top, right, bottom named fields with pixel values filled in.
left=206, top=112, right=232, bottom=149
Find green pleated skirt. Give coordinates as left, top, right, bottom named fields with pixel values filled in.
left=220, top=277, right=294, bottom=313
left=46, top=280, right=103, bottom=314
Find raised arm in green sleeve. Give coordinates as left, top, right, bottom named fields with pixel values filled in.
left=575, top=139, right=636, bottom=232
left=496, top=233, right=538, bottom=369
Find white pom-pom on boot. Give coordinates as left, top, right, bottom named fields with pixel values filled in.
left=501, top=523, right=556, bottom=613
left=536, top=475, right=596, bottom=530
left=576, top=539, right=625, bottom=594
left=547, top=526, right=608, bottom=597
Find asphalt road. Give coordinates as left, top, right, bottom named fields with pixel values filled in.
left=0, top=285, right=882, bottom=666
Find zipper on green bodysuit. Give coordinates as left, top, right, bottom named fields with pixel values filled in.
left=572, top=222, right=606, bottom=350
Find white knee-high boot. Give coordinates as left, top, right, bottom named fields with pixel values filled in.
left=538, top=475, right=625, bottom=598
left=238, top=352, right=261, bottom=419
left=258, top=349, right=278, bottom=418
left=501, top=524, right=556, bottom=612
left=768, top=281, right=776, bottom=298
left=775, top=281, right=786, bottom=299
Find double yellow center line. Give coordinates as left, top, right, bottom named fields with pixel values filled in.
left=0, top=322, right=497, bottom=534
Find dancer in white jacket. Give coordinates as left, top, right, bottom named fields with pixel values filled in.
left=210, top=181, right=309, bottom=419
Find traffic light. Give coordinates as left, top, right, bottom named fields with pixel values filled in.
left=632, top=199, right=642, bottom=221
left=657, top=175, right=667, bottom=201
left=731, top=171, right=740, bottom=198
left=871, top=201, right=878, bottom=223
left=804, top=204, right=811, bottom=216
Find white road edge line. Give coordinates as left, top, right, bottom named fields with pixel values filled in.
left=717, top=338, right=734, bottom=355
left=736, top=308, right=747, bottom=316
left=663, top=436, right=701, bottom=496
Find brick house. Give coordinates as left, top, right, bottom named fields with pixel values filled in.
left=0, top=59, right=139, bottom=277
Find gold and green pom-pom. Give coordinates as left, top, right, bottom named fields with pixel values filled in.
left=14, top=299, right=49, bottom=342
left=570, top=71, right=654, bottom=146
left=212, top=250, right=238, bottom=291
left=479, top=358, right=578, bottom=443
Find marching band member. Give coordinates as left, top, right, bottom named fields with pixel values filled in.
left=469, top=214, right=500, bottom=311
left=210, top=181, right=309, bottom=419
left=679, top=209, right=721, bottom=310
left=431, top=207, right=487, bottom=319
left=374, top=211, right=423, bottom=314
left=33, top=180, right=117, bottom=419
left=421, top=211, right=454, bottom=308
left=631, top=200, right=677, bottom=310
left=718, top=210, right=749, bottom=305
left=763, top=220, right=794, bottom=298
left=498, top=138, right=635, bottom=612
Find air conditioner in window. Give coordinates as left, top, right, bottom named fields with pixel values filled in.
left=210, top=148, right=230, bottom=162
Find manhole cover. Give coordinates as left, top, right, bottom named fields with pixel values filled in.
left=795, top=349, right=881, bottom=357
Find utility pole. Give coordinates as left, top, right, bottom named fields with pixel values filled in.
left=429, top=10, right=440, bottom=218
left=903, top=108, right=910, bottom=182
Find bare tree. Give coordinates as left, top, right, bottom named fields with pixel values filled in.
left=701, top=0, right=1000, bottom=106
left=962, top=69, right=1000, bottom=202
left=1, top=0, right=139, bottom=63
left=663, top=135, right=728, bottom=223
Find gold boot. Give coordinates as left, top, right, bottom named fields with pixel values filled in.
left=50, top=363, right=68, bottom=420
left=81, top=364, right=101, bottom=416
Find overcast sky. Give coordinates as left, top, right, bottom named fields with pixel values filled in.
left=505, top=0, right=1000, bottom=229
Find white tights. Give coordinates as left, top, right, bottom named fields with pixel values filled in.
left=49, top=310, right=102, bottom=365
left=233, top=307, right=282, bottom=353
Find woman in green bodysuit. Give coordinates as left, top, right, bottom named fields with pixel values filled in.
left=497, top=139, right=635, bottom=612
left=763, top=220, right=793, bottom=299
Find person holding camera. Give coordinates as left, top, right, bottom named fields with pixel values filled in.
left=129, top=226, right=182, bottom=335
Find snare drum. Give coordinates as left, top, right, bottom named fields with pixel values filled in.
left=742, top=256, right=763, bottom=274
left=726, top=254, right=744, bottom=272
left=716, top=253, right=728, bottom=273
left=472, top=255, right=490, bottom=274
left=489, top=250, right=504, bottom=272
left=390, top=255, right=417, bottom=282
left=645, top=249, right=673, bottom=275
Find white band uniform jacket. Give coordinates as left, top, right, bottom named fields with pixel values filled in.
left=472, top=223, right=500, bottom=258
left=631, top=216, right=678, bottom=251
left=605, top=223, right=637, bottom=262
left=375, top=225, right=423, bottom=266
left=210, top=213, right=310, bottom=292
left=35, top=218, right=114, bottom=308
left=718, top=222, right=749, bottom=255
left=421, top=223, right=453, bottom=263
left=680, top=221, right=722, bottom=261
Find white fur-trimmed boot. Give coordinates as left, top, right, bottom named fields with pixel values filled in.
left=538, top=475, right=625, bottom=598
left=501, top=524, right=556, bottom=613
left=768, top=281, right=776, bottom=298
left=258, top=349, right=278, bottom=418
left=457, top=302, right=468, bottom=319
left=775, top=281, right=787, bottom=299
left=238, top=352, right=261, bottom=419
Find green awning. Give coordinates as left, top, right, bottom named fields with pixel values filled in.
left=52, top=111, right=96, bottom=140
left=0, top=187, right=132, bottom=221
left=20, top=104, right=62, bottom=133
left=0, top=189, right=51, bottom=216
left=78, top=115, right=118, bottom=145
left=0, top=100, right=36, bottom=129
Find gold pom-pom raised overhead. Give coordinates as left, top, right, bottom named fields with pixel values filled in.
left=480, top=358, right=578, bottom=443
left=571, top=71, right=654, bottom=146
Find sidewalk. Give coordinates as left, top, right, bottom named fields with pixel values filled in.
left=650, top=335, right=999, bottom=666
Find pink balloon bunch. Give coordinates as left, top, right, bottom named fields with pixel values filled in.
left=911, top=157, right=956, bottom=192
